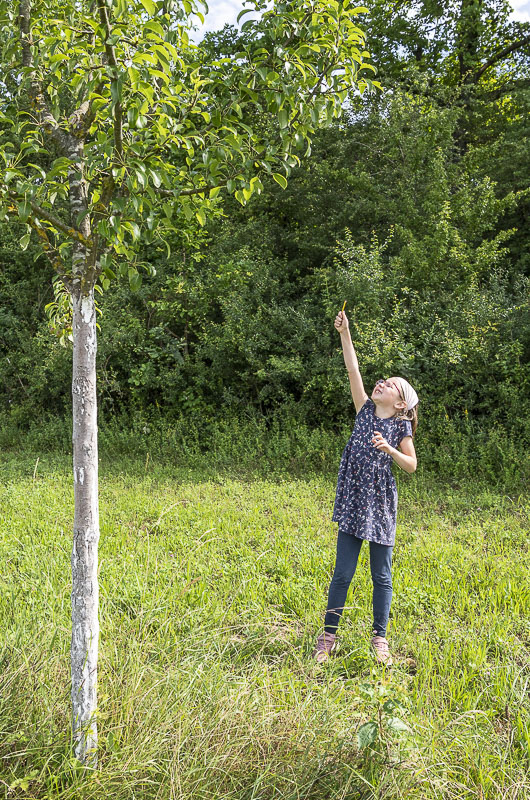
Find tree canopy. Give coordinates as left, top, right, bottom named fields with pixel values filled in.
left=0, top=0, right=377, bottom=295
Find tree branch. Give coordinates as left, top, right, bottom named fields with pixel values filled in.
left=8, top=191, right=90, bottom=245
left=96, top=0, right=123, bottom=161
left=18, top=0, right=31, bottom=67
left=179, top=184, right=223, bottom=197
left=290, top=59, right=336, bottom=127
left=18, top=0, right=73, bottom=155
left=471, top=35, right=530, bottom=84
left=31, top=199, right=91, bottom=245
left=5, top=199, right=74, bottom=290
left=68, top=81, right=106, bottom=138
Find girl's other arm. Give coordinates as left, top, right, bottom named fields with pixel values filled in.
left=334, top=311, right=369, bottom=414
left=392, top=436, right=417, bottom=473
left=372, top=432, right=417, bottom=473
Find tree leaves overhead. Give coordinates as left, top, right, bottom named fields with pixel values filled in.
left=0, top=0, right=378, bottom=290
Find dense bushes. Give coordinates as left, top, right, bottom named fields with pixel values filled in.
left=0, top=78, right=528, bottom=486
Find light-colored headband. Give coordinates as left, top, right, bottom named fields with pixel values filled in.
left=396, top=378, right=419, bottom=411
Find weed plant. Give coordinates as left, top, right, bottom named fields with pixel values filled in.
left=1, top=452, right=528, bottom=799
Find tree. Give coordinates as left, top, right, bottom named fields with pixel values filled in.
left=360, top=1, right=529, bottom=87
left=0, top=0, right=377, bottom=766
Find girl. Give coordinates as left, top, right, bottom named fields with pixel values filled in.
left=313, top=308, right=418, bottom=666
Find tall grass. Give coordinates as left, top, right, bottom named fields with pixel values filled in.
left=0, top=408, right=528, bottom=489
left=1, top=454, right=528, bottom=799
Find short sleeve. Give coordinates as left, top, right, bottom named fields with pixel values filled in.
left=398, top=419, right=413, bottom=445
left=356, top=397, right=374, bottom=417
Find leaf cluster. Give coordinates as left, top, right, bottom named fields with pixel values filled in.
left=0, top=0, right=378, bottom=292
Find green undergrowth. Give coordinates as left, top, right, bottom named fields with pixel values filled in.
left=0, top=458, right=528, bottom=799
left=0, top=408, right=528, bottom=490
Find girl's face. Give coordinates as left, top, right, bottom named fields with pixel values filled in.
left=372, top=378, right=405, bottom=409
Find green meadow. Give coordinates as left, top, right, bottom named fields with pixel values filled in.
left=1, top=453, right=529, bottom=799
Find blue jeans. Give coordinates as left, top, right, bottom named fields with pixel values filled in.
left=324, top=529, right=393, bottom=637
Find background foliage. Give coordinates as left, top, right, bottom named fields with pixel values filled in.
left=0, top=1, right=528, bottom=487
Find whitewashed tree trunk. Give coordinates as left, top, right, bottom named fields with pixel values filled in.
left=71, top=287, right=100, bottom=766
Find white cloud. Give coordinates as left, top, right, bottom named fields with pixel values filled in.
left=198, top=0, right=245, bottom=35
left=510, top=1, right=530, bottom=22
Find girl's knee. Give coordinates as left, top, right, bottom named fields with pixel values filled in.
left=330, top=568, right=354, bottom=588
left=370, top=568, right=392, bottom=589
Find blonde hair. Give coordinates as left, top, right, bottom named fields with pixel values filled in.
left=395, top=403, right=418, bottom=438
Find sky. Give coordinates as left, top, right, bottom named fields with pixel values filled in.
left=192, top=0, right=530, bottom=38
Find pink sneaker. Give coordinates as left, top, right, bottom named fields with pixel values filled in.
left=312, top=632, right=337, bottom=663
left=371, top=635, right=393, bottom=666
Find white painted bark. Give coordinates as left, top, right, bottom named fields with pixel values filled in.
left=71, top=288, right=99, bottom=767
left=20, top=0, right=102, bottom=764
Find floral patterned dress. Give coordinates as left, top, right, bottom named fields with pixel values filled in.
left=332, top=398, right=413, bottom=546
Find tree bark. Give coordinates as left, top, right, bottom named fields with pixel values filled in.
left=71, top=287, right=100, bottom=767
left=19, top=0, right=101, bottom=766
left=457, top=0, right=482, bottom=84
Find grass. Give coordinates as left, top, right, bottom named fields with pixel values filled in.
left=0, top=452, right=529, bottom=799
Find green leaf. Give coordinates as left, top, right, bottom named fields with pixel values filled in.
left=273, top=173, right=287, bottom=189
left=278, top=109, right=289, bottom=129
left=19, top=232, right=31, bottom=251
left=359, top=683, right=376, bottom=700
left=181, top=202, right=194, bottom=222
left=237, top=8, right=254, bottom=23
left=133, top=52, right=157, bottom=66
left=139, top=0, right=156, bottom=14
left=18, top=199, right=30, bottom=223
left=152, top=69, right=170, bottom=86
left=149, top=168, right=162, bottom=188
left=129, top=222, right=141, bottom=240
left=129, top=268, right=142, bottom=291
left=357, top=721, right=378, bottom=750
left=144, top=20, right=165, bottom=37
left=127, top=106, right=139, bottom=127
left=209, top=186, right=221, bottom=199
left=386, top=717, right=410, bottom=734
left=196, top=209, right=206, bottom=226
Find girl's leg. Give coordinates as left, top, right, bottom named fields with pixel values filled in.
left=324, top=531, right=363, bottom=634
left=368, top=541, right=393, bottom=637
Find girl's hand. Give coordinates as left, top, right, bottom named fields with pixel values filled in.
left=334, top=310, right=349, bottom=334
left=372, top=431, right=394, bottom=455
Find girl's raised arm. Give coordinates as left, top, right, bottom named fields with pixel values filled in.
left=334, top=310, right=369, bottom=414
